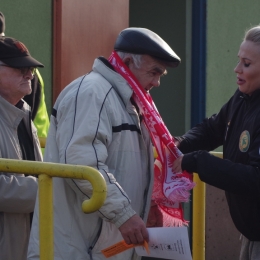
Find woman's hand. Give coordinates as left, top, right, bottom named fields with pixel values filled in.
left=172, top=155, right=184, bottom=173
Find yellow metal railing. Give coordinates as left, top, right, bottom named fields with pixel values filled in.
left=1, top=135, right=221, bottom=260
left=192, top=151, right=223, bottom=260
left=0, top=158, right=107, bottom=260
left=192, top=173, right=205, bottom=260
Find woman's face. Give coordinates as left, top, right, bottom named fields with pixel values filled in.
left=234, top=40, right=260, bottom=95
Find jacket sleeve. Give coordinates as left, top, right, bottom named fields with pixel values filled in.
left=179, top=91, right=260, bottom=197
left=0, top=172, right=38, bottom=213
left=54, top=80, right=136, bottom=228
left=181, top=150, right=260, bottom=198
left=177, top=101, right=230, bottom=154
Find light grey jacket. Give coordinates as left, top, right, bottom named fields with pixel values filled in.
left=0, top=95, right=42, bottom=260
left=28, top=57, right=154, bottom=260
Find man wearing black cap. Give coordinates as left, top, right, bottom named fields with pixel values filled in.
left=0, top=11, right=50, bottom=143
left=0, top=36, right=43, bottom=260
left=28, top=27, right=181, bottom=260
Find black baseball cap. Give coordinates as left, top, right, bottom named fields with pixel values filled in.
left=114, top=27, right=181, bottom=68
left=0, top=37, right=44, bottom=68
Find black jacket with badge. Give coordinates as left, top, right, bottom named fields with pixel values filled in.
left=177, top=88, right=260, bottom=241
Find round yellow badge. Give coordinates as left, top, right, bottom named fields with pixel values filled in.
left=239, top=130, right=250, bottom=152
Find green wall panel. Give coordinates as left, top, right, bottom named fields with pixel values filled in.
left=0, top=1, right=52, bottom=114
left=207, top=0, right=260, bottom=117
left=206, top=2, right=260, bottom=259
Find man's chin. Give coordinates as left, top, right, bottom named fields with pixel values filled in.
left=26, top=89, right=32, bottom=95
left=22, top=87, right=32, bottom=97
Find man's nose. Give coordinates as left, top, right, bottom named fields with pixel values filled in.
left=24, top=70, right=34, bottom=80
left=152, top=76, right=160, bottom=87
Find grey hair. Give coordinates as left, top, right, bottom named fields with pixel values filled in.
left=116, top=51, right=168, bottom=75
left=116, top=51, right=143, bottom=68
left=244, top=25, right=260, bottom=45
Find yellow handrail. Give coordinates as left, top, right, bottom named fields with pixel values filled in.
left=1, top=135, right=221, bottom=260
left=192, top=151, right=223, bottom=260
left=0, top=158, right=107, bottom=260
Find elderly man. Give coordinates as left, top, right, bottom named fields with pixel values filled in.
left=0, top=11, right=50, bottom=141
left=0, top=36, right=43, bottom=260
left=28, top=27, right=181, bottom=260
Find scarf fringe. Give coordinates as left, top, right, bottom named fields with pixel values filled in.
left=158, top=204, right=189, bottom=227
left=166, top=177, right=196, bottom=203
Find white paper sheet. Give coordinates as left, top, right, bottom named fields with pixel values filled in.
left=135, top=227, right=192, bottom=260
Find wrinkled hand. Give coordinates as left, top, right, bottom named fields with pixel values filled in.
left=172, top=155, right=184, bottom=173
left=119, top=214, right=149, bottom=245
left=147, top=204, right=163, bottom=227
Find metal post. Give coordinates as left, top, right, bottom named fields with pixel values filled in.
left=39, top=174, right=53, bottom=260
left=192, top=174, right=205, bottom=260
left=192, top=151, right=223, bottom=260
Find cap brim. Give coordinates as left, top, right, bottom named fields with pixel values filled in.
left=152, top=57, right=180, bottom=68
left=1, top=55, right=44, bottom=68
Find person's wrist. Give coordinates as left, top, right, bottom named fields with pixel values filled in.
left=182, top=152, right=198, bottom=172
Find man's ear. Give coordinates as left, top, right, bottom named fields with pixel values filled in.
left=123, top=57, right=131, bottom=67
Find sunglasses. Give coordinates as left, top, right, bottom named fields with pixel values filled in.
left=0, top=64, right=37, bottom=75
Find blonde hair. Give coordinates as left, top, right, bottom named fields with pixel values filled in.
left=244, top=25, right=260, bottom=45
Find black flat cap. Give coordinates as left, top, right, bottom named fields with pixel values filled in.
left=114, top=27, right=181, bottom=68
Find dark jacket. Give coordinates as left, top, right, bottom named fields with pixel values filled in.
left=178, top=88, right=260, bottom=241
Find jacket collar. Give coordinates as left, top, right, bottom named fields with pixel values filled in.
left=93, top=57, right=134, bottom=108
left=239, top=88, right=260, bottom=102
left=0, top=95, right=28, bottom=128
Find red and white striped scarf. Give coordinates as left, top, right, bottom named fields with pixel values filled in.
left=108, top=51, right=195, bottom=226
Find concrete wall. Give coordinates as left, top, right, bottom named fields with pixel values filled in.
left=1, top=0, right=52, bottom=114
left=206, top=1, right=260, bottom=259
